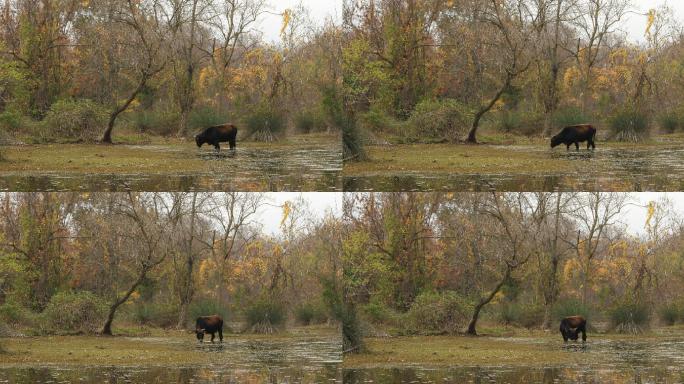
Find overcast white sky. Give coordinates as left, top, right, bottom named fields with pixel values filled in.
left=625, top=0, right=684, bottom=42
left=256, top=192, right=684, bottom=238
left=258, top=1, right=684, bottom=43
left=259, top=0, right=342, bottom=43
left=257, top=192, right=342, bottom=235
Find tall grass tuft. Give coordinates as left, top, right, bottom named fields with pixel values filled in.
left=245, top=297, right=286, bottom=333
left=610, top=301, right=650, bottom=333
left=244, top=105, right=285, bottom=142
left=609, top=106, right=650, bottom=142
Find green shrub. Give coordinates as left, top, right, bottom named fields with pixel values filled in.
left=41, top=99, right=109, bottom=142
left=294, top=301, right=328, bottom=325
left=188, top=106, right=229, bottom=132
left=245, top=297, right=286, bottom=333
left=610, top=301, right=650, bottom=333
left=657, top=110, right=684, bottom=133
left=361, top=301, right=397, bottom=325
left=403, top=290, right=472, bottom=335
left=553, top=106, right=591, bottom=129
left=552, top=299, right=592, bottom=321
left=130, top=302, right=177, bottom=328
left=499, top=302, right=544, bottom=328
left=0, top=300, right=32, bottom=325
left=609, top=106, right=650, bottom=142
left=0, top=110, right=22, bottom=133
left=129, top=109, right=178, bottom=136
left=497, top=109, right=543, bottom=136
left=294, top=110, right=326, bottom=134
left=404, top=99, right=472, bottom=143
left=359, top=109, right=396, bottom=134
left=189, top=298, right=229, bottom=324
left=244, top=105, right=285, bottom=142
left=658, top=303, right=681, bottom=326
left=41, top=291, right=108, bottom=334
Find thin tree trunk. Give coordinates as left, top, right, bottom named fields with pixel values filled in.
left=177, top=193, right=197, bottom=329
left=176, top=0, right=198, bottom=137
left=466, top=74, right=512, bottom=143
left=102, top=270, right=148, bottom=335
left=466, top=267, right=511, bottom=335
left=102, top=74, right=150, bottom=143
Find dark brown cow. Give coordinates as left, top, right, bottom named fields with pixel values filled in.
left=550, top=124, right=597, bottom=151
left=196, top=315, right=223, bottom=343
left=560, top=315, right=587, bottom=342
left=195, top=124, right=238, bottom=152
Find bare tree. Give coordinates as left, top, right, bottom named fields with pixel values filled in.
left=101, top=193, right=172, bottom=335
left=101, top=0, right=167, bottom=143
left=566, top=192, right=628, bottom=305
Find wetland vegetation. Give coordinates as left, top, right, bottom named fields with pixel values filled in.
left=0, top=192, right=343, bottom=382
left=0, top=0, right=344, bottom=190
left=342, top=193, right=684, bottom=373
left=341, top=0, right=684, bottom=191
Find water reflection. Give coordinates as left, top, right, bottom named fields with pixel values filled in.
left=345, top=338, right=684, bottom=384
left=0, top=144, right=342, bottom=192
left=0, top=332, right=342, bottom=383
left=344, top=366, right=684, bottom=384
left=345, top=145, right=684, bottom=191
left=0, top=365, right=341, bottom=384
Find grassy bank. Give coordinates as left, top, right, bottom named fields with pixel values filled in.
left=0, top=325, right=339, bottom=367
left=0, top=133, right=338, bottom=174
left=345, top=133, right=684, bottom=177
left=343, top=325, right=684, bottom=369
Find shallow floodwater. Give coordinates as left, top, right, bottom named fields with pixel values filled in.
left=345, top=338, right=684, bottom=384
left=0, top=334, right=341, bottom=383
left=345, top=145, right=684, bottom=191
left=0, top=143, right=342, bottom=191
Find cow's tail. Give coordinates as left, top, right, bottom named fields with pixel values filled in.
left=591, top=126, right=597, bottom=142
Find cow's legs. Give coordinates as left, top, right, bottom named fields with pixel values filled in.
left=210, top=332, right=215, bottom=343
left=566, top=144, right=570, bottom=151
left=229, top=138, right=236, bottom=150
left=218, top=328, right=223, bottom=343
left=578, top=325, right=587, bottom=342
left=575, top=142, right=580, bottom=150
left=214, top=143, right=221, bottom=152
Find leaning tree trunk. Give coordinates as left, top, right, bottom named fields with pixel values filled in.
left=466, top=267, right=511, bottom=335
left=102, top=73, right=150, bottom=143
left=466, top=74, right=512, bottom=143
left=102, top=271, right=147, bottom=335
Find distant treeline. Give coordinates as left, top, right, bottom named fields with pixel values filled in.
left=0, top=1, right=344, bottom=143
left=343, top=193, right=684, bottom=351
left=0, top=193, right=342, bottom=336
left=342, top=0, right=684, bottom=146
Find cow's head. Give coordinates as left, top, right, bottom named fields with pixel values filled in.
left=195, top=134, right=205, bottom=148
left=196, top=328, right=205, bottom=341
left=550, top=135, right=562, bottom=148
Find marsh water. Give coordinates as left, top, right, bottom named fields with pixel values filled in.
left=345, top=145, right=684, bottom=192
left=0, top=143, right=342, bottom=191
left=0, top=334, right=342, bottom=383
left=345, top=338, right=684, bottom=384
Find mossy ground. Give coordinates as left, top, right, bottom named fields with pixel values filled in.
left=343, top=325, right=684, bottom=369
left=0, top=325, right=338, bottom=367
left=0, top=133, right=338, bottom=174
left=344, top=133, right=684, bottom=177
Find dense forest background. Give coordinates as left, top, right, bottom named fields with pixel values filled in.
left=0, top=193, right=342, bottom=336
left=343, top=193, right=684, bottom=351
left=342, top=0, right=684, bottom=148
left=0, top=0, right=343, bottom=143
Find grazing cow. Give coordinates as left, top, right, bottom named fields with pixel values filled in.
left=196, top=315, right=223, bottom=343
left=550, top=124, right=597, bottom=151
left=195, top=124, right=238, bottom=152
left=560, top=315, right=587, bottom=342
